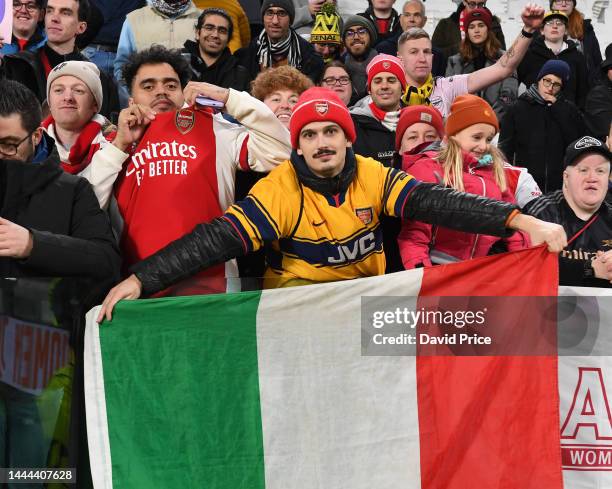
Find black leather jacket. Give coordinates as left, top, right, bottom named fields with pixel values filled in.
left=132, top=161, right=518, bottom=295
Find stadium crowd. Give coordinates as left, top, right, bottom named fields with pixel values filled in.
left=0, top=0, right=611, bottom=308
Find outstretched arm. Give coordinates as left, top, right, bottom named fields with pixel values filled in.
left=97, top=217, right=246, bottom=322
left=398, top=182, right=566, bottom=251
left=467, top=3, right=544, bottom=94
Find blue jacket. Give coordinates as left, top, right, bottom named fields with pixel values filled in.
left=90, top=0, right=146, bottom=47
left=0, top=25, right=46, bottom=55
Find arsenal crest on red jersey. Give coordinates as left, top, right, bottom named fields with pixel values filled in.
left=315, top=101, right=329, bottom=115
left=355, top=207, right=373, bottom=225
left=175, top=109, right=195, bottom=134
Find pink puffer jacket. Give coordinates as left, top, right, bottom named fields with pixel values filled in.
left=399, top=147, right=529, bottom=268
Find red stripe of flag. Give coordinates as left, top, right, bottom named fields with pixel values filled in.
left=416, top=246, right=563, bottom=488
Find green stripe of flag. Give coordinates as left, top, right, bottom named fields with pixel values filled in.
left=98, top=292, right=266, bottom=489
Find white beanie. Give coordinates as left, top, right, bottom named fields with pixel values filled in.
left=46, top=61, right=103, bottom=111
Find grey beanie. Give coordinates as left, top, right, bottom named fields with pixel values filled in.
left=261, top=0, right=295, bottom=25
left=342, top=15, right=378, bottom=44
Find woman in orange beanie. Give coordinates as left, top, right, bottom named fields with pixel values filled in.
left=398, top=94, right=530, bottom=269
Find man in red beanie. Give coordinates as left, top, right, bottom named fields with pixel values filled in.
left=351, top=53, right=406, bottom=168
left=350, top=53, right=408, bottom=273
left=97, top=87, right=568, bottom=321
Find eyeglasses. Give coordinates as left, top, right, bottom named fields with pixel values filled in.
left=544, top=19, right=566, bottom=26
left=465, top=1, right=486, bottom=8
left=13, top=1, right=39, bottom=12
left=264, top=9, right=288, bottom=19
left=541, top=78, right=563, bottom=90
left=553, top=0, right=573, bottom=4
left=0, top=130, right=35, bottom=157
left=345, top=27, right=369, bottom=38
left=201, top=24, right=229, bottom=36
left=322, top=76, right=350, bottom=86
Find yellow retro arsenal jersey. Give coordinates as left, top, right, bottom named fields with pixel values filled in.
left=223, top=155, right=418, bottom=287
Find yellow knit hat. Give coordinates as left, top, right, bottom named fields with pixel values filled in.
left=310, top=3, right=342, bottom=45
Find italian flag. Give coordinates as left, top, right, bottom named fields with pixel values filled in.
left=85, top=247, right=564, bottom=489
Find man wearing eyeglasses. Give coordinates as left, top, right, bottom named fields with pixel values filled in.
left=500, top=59, right=588, bottom=194
left=182, top=8, right=249, bottom=91
left=431, top=0, right=505, bottom=59
left=0, top=79, right=120, bottom=280
left=517, top=10, right=589, bottom=109
left=341, top=16, right=378, bottom=101
left=0, top=0, right=46, bottom=55
left=234, top=0, right=323, bottom=84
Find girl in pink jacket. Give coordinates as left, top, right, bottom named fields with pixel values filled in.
left=398, top=95, right=530, bottom=268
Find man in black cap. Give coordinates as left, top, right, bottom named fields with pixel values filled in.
left=525, top=136, right=612, bottom=287
left=341, top=15, right=378, bottom=100
left=234, top=0, right=324, bottom=83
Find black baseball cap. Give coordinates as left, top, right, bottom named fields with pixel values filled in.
left=564, top=136, right=612, bottom=168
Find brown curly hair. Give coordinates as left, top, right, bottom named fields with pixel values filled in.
left=250, top=66, right=313, bottom=101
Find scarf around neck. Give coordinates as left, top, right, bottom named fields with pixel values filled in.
left=151, top=0, right=190, bottom=17
left=290, top=148, right=356, bottom=197
left=368, top=102, right=400, bottom=132
left=402, top=73, right=435, bottom=106
left=526, top=83, right=550, bottom=106
left=257, top=28, right=302, bottom=70
left=42, top=114, right=114, bottom=174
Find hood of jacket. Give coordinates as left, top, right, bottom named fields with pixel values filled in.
left=0, top=133, right=63, bottom=217
left=530, top=35, right=579, bottom=58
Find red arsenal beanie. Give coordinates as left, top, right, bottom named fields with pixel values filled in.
left=289, top=87, right=356, bottom=149
left=395, top=105, right=445, bottom=151
left=366, top=54, right=407, bottom=91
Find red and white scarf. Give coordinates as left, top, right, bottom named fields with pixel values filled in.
left=368, top=102, right=401, bottom=132
left=42, top=114, right=114, bottom=175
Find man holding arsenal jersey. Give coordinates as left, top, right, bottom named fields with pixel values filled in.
left=85, top=45, right=291, bottom=294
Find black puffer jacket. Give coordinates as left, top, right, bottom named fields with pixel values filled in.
left=0, top=135, right=120, bottom=279
left=499, top=90, right=587, bottom=193
left=524, top=190, right=612, bottom=287
left=580, top=19, right=604, bottom=87
left=182, top=41, right=250, bottom=92
left=517, top=36, right=590, bottom=109
left=585, top=78, right=612, bottom=140
left=132, top=177, right=518, bottom=296
left=350, top=101, right=402, bottom=273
